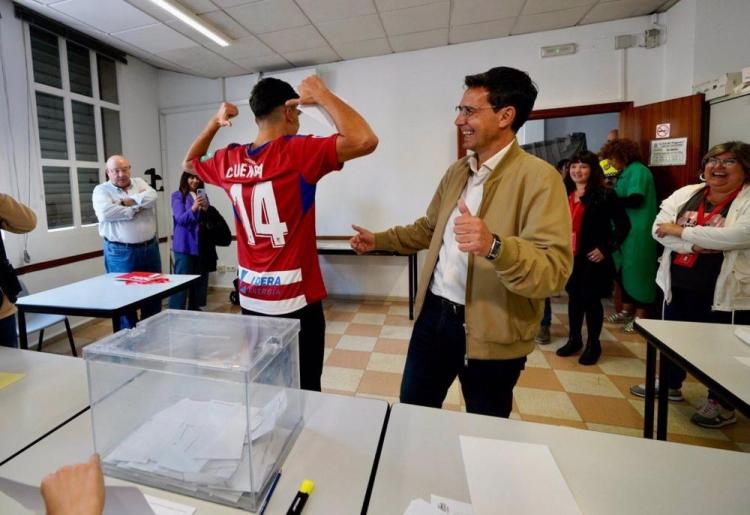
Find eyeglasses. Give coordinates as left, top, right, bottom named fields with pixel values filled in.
left=706, top=157, right=739, bottom=167
left=109, top=165, right=131, bottom=173
left=455, top=105, right=496, bottom=118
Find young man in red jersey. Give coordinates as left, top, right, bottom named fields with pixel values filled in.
left=183, top=75, right=378, bottom=391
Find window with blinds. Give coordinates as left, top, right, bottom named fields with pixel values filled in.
left=29, top=23, right=121, bottom=231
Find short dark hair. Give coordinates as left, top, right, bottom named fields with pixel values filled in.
left=464, top=67, right=538, bottom=132
left=568, top=151, right=605, bottom=196
left=249, top=77, right=299, bottom=119
left=703, top=141, right=750, bottom=177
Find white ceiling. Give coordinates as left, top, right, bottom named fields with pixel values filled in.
left=17, top=0, right=680, bottom=78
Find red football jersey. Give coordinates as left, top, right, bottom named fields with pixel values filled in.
left=193, top=134, right=341, bottom=314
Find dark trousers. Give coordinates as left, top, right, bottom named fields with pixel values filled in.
left=567, top=294, right=603, bottom=344
left=169, top=252, right=209, bottom=310
left=242, top=301, right=325, bottom=392
left=541, top=297, right=552, bottom=326
left=0, top=313, right=18, bottom=348
left=400, top=290, right=526, bottom=418
left=663, top=287, right=750, bottom=408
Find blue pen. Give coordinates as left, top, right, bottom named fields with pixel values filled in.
left=259, top=469, right=282, bottom=515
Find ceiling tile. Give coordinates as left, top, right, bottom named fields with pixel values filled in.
left=282, top=46, right=341, bottom=67
left=375, top=0, right=436, bottom=11
left=179, top=0, right=220, bottom=14
left=157, top=45, right=226, bottom=65
left=51, top=0, right=156, bottom=33
left=581, top=0, right=663, bottom=25
left=112, top=23, right=198, bottom=53
left=214, top=35, right=275, bottom=59
left=512, top=6, right=589, bottom=35
left=226, top=0, right=309, bottom=34
left=451, top=0, right=524, bottom=26
left=258, top=25, right=327, bottom=54
left=199, top=10, right=251, bottom=39
left=523, top=0, right=595, bottom=15
left=389, top=28, right=448, bottom=52
left=211, top=0, right=261, bottom=8
left=331, top=37, right=392, bottom=60
left=296, top=0, right=376, bottom=23
left=227, top=52, right=291, bottom=72
left=317, top=15, right=386, bottom=44
left=187, top=59, right=248, bottom=78
left=449, top=18, right=514, bottom=44
left=123, top=0, right=175, bottom=22
left=381, top=1, right=449, bottom=36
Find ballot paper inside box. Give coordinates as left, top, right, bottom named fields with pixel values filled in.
left=83, top=310, right=303, bottom=511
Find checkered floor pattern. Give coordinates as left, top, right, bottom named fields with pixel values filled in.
left=44, top=290, right=750, bottom=452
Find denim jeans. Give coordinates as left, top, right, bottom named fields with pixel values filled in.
left=104, top=238, right=162, bottom=331
left=169, top=252, right=209, bottom=310
left=400, top=290, right=526, bottom=418
left=0, top=313, right=18, bottom=348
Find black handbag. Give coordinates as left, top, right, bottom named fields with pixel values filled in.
left=203, top=206, right=232, bottom=247
left=0, top=234, right=21, bottom=304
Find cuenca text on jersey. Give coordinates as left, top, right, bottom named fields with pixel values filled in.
left=226, top=162, right=263, bottom=179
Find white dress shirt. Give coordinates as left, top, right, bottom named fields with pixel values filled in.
left=430, top=142, right=513, bottom=305
left=92, top=177, right=158, bottom=244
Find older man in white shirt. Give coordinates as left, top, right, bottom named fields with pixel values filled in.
left=92, top=155, right=161, bottom=330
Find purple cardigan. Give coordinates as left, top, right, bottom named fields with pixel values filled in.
left=171, top=190, right=201, bottom=255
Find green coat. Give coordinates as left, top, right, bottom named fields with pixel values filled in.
left=613, top=161, right=658, bottom=303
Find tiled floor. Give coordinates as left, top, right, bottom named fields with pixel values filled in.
left=42, top=290, right=750, bottom=452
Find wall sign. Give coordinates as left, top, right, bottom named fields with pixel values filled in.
left=655, top=123, right=671, bottom=138
left=649, top=137, right=688, bottom=166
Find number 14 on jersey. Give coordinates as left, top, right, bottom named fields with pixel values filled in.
left=230, top=182, right=288, bottom=247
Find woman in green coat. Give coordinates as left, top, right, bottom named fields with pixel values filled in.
left=600, top=139, right=658, bottom=332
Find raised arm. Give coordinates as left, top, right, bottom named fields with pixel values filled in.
left=182, top=103, right=239, bottom=173
left=291, top=76, right=378, bottom=163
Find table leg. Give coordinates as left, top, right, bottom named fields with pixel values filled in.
left=17, top=309, right=28, bottom=350
left=656, top=352, right=670, bottom=440
left=643, top=341, right=656, bottom=438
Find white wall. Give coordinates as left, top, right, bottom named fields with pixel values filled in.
left=0, top=0, right=164, bottom=337
left=692, top=0, right=750, bottom=85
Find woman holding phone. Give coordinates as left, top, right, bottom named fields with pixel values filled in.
left=169, top=171, right=211, bottom=310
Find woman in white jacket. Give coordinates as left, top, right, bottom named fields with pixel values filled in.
left=629, top=141, right=750, bottom=429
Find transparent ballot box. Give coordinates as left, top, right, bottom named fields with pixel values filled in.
left=83, top=310, right=303, bottom=511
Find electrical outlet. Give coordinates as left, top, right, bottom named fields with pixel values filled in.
left=217, top=264, right=227, bottom=273
left=226, top=265, right=237, bottom=273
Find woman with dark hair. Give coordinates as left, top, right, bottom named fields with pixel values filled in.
left=556, top=151, right=630, bottom=364
left=169, top=171, right=212, bottom=310
left=600, top=139, right=658, bottom=332
left=630, top=141, right=750, bottom=428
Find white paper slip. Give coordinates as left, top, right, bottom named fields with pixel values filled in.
left=144, top=494, right=196, bottom=515
left=404, top=498, right=439, bottom=515
left=735, top=356, right=750, bottom=368
left=459, top=435, right=581, bottom=515
left=431, top=494, right=473, bottom=514
left=299, top=104, right=336, bottom=132
left=734, top=326, right=750, bottom=346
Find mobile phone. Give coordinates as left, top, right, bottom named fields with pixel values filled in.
left=197, top=188, right=206, bottom=199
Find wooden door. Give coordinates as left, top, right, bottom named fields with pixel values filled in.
left=619, top=94, right=708, bottom=201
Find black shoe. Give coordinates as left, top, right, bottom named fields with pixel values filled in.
left=556, top=339, right=583, bottom=357
left=578, top=340, right=602, bottom=365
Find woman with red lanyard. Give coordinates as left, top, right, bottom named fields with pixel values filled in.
left=630, top=141, right=750, bottom=428
left=556, top=151, right=630, bottom=364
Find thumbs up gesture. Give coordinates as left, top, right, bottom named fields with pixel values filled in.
left=453, top=198, right=493, bottom=256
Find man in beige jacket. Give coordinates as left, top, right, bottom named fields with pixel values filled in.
left=351, top=67, right=572, bottom=417
left=0, top=193, right=37, bottom=348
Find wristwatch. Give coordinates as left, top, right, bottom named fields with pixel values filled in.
left=485, top=234, right=502, bottom=260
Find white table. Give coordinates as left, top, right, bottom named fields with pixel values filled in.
left=0, top=348, right=88, bottom=466
left=15, top=273, right=199, bottom=350
left=0, top=392, right=388, bottom=514
left=635, top=319, right=750, bottom=440
left=317, top=237, right=418, bottom=319
left=367, top=403, right=750, bottom=514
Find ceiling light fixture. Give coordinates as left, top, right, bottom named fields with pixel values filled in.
left=148, top=0, right=231, bottom=47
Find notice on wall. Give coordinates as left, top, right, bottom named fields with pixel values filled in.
left=649, top=137, right=688, bottom=166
